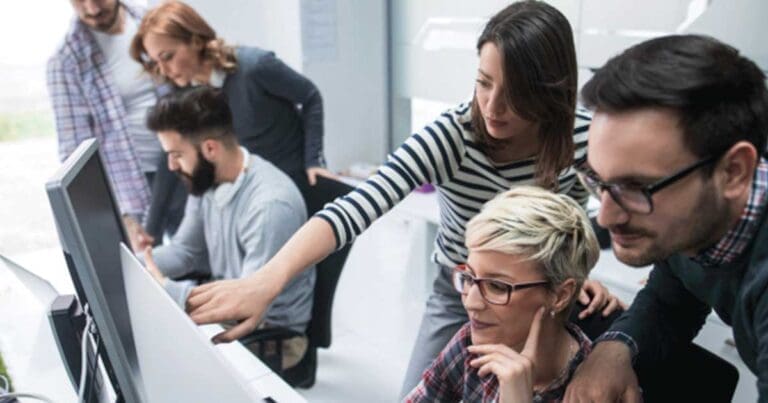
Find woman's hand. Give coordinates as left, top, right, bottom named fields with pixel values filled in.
left=306, top=166, right=338, bottom=186
left=468, top=307, right=546, bottom=403
left=186, top=269, right=282, bottom=343
left=578, top=279, right=628, bottom=319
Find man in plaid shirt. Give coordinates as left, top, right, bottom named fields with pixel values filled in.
left=48, top=0, right=176, bottom=250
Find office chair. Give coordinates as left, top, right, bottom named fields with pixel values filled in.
left=239, top=176, right=355, bottom=388
left=569, top=301, right=623, bottom=340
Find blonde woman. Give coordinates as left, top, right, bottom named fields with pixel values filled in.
left=405, top=186, right=599, bottom=402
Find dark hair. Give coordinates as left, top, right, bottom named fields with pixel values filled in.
left=146, top=86, right=237, bottom=147
left=471, top=0, right=578, bottom=188
left=581, top=34, right=768, bottom=163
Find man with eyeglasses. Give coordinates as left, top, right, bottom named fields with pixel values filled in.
left=564, top=35, right=768, bottom=402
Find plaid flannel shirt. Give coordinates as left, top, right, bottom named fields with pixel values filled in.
left=694, top=157, right=768, bottom=267
left=47, top=2, right=152, bottom=219
left=404, top=322, right=592, bottom=403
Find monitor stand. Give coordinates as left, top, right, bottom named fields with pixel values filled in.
left=49, top=295, right=118, bottom=403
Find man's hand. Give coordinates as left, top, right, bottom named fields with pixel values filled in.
left=468, top=307, right=547, bottom=403
left=306, top=166, right=338, bottom=186
left=186, top=269, right=281, bottom=343
left=123, top=215, right=155, bottom=252
left=578, top=279, right=628, bottom=319
left=142, top=247, right=167, bottom=286
left=564, top=341, right=642, bottom=402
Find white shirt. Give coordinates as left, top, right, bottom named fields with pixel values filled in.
left=91, top=15, right=162, bottom=173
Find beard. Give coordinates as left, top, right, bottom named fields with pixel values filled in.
left=176, top=149, right=217, bottom=196
left=612, top=181, right=726, bottom=267
left=88, top=1, right=122, bottom=32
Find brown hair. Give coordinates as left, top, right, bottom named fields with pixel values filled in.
left=130, top=0, right=237, bottom=80
left=470, top=1, right=578, bottom=188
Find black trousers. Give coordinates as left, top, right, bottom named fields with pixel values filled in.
left=144, top=162, right=187, bottom=243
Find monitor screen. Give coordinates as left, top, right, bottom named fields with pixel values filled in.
left=46, top=139, right=146, bottom=403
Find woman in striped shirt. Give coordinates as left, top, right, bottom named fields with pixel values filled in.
left=186, top=0, right=624, bottom=392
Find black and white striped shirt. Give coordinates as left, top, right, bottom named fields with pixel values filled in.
left=317, top=102, right=590, bottom=268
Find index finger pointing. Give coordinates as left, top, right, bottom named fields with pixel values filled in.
left=521, top=306, right=546, bottom=359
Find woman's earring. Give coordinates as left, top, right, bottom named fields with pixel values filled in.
left=549, top=310, right=556, bottom=318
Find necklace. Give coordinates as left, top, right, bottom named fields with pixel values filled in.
left=533, top=334, right=579, bottom=395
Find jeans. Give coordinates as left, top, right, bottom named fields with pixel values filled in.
left=400, top=264, right=468, bottom=398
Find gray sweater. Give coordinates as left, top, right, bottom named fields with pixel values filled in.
left=223, top=47, right=325, bottom=179
left=153, top=149, right=315, bottom=332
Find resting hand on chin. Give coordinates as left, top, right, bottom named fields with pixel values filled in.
left=468, top=307, right=547, bottom=403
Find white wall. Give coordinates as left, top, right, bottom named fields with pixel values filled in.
left=392, top=0, right=767, bottom=106
left=301, top=0, right=389, bottom=171
left=180, top=0, right=303, bottom=70
left=390, top=0, right=582, bottom=106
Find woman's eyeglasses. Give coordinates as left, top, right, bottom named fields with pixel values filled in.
left=452, top=264, right=549, bottom=305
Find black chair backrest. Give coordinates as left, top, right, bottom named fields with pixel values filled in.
left=569, top=302, right=624, bottom=341
left=301, top=176, right=355, bottom=348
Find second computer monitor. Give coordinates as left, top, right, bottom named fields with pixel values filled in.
left=46, top=138, right=146, bottom=403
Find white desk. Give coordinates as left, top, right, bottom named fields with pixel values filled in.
left=199, top=325, right=305, bottom=403
left=0, top=248, right=304, bottom=403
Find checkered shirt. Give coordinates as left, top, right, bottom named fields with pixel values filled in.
left=46, top=1, right=152, bottom=219
left=694, top=157, right=768, bottom=267
left=404, top=322, right=592, bottom=403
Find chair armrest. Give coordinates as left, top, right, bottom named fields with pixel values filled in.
left=238, top=326, right=304, bottom=346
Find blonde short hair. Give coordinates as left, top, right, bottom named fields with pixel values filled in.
left=465, top=186, right=599, bottom=295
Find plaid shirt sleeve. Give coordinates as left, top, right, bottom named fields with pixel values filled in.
left=46, top=44, right=151, bottom=219
left=47, top=54, right=94, bottom=164
left=403, top=325, right=468, bottom=402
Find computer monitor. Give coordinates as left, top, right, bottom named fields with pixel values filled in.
left=119, top=243, right=267, bottom=402
left=46, top=139, right=146, bottom=403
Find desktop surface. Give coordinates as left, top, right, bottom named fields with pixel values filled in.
left=120, top=244, right=305, bottom=403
